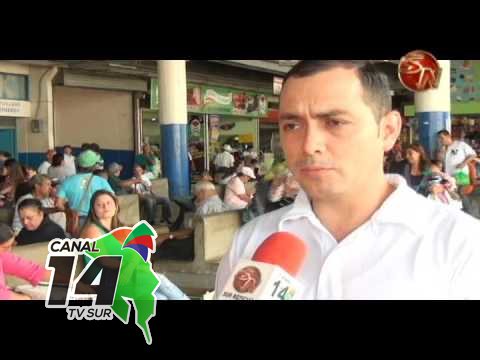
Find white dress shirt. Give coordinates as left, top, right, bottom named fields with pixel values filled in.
left=215, top=175, right=480, bottom=299
left=214, top=151, right=235, bottom=168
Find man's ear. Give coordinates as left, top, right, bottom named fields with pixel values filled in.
left=380, top=110, right=402, bottom=152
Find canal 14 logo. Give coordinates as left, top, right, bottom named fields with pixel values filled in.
left=44, top=221, right=161, bottom=346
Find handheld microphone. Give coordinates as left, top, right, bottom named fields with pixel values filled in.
left=218, top=232, right=307, bottom=300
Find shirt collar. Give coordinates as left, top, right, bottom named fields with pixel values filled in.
left=279, top=174, right=428, bottom=236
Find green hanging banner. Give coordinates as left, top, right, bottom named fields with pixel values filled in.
left=150, top=80, right=269, bottom=118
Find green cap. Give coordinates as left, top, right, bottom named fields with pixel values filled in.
left=78, top=150, right=101, bottom=168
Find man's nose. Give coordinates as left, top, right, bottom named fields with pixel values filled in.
left=302, top=124, right=326, bottom=156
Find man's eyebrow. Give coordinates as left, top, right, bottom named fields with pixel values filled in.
left=278, top=112, right=300, bottom=121
left=279, top=109, right=350, bottom=121
left=312, top=109, right=350, bottom=118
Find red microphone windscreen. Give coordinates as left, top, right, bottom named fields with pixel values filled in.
left=252, top=232, right=307, bottom=277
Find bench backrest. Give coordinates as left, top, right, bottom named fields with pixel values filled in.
left=200, top=210, right=242, bottom=263
left=151, top=178, right=169, bottom=199
left=117, top=194, right=140, bottom=226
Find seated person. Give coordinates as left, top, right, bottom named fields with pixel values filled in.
left=132, top=164, right=173, bottom=225
left=135, top=144, right=158, bottom=179
left=150, top=145, right=162, bottom=179
left=80, top=190, right=188, bottom=300
left=199, top=170, right=214, bottom=182
left=0, top=224, right=51, bottom=300
left=157, top=179, right=232, bottom=237
left=13, top=175, right=66, bottom=234
left=80, top=190, right=123, bottom=238
left=22, top=165, right=37, bottom=181
left=37, top=149, right=55, bottom=175
left=218, top=167, right=237, bottom=185
left=224, top=167, right=257, bottom=210
left=107, top=162, right=142, bottom=195
left=426, top=175, right=463, bottom=210
left=47, top=153, right=70, bottom=184
left=429, top=161, right=456, bottom=186
left=424, top=161, right=462, bottom=209
left=194, top=180, right=229, bottom=217
left=1, top=159, right=27, bottom=208
left=16, top=198, right=66, bottom=246
left=268, top=169, right=301, bottom=208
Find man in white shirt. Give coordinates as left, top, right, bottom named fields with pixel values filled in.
left=132, top=164, right=173, bottom=225
left=214, top=144, right=235, bottom=173
left=215, top=60, right=480, bottom=300
left=37, top=149, right=56, bottom=175
left=438, top=130, right=477, bottom=178
left=62, top=145, right=77, bottom=177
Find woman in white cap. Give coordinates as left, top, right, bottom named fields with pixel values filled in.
left=224, top=166, right=257, bottom=210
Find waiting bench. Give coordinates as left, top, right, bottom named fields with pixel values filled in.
left=153, top=210, right=242, bottom=291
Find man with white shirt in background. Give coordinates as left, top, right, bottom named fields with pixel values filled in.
left=62, top=145, right=76, bottom=177
left=437, top=130, right=479, bottom=217
left=214, top=144, right=235, bottom=178
left=37, top=149, right=56, bottom=175
left=215, top=60, right=480, bottom=300
left=131, top=164, right=173, bottom=226
left=437, top=130, right=477, bottom=178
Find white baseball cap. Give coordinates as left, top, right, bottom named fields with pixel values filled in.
left=240, top=166, right=256, bottom=179
left=223, top=144, right=233, bottom=152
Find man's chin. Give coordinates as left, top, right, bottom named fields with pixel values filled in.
left=302, top=184, right=344, bottom=201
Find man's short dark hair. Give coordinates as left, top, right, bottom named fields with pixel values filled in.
left=437, top=130, right=450, bottom=137
left=18, top=198, right=43, bottom=213
left=283, top=60, right=392, bottom=122
left=90, top=143, right=101, bottom=153
left=0, top=223, right=14, bottom=244
left=51, top=153, right=64, bottom=167
left=4, top=158, right=17, bottom=168
left=0, top=151, right=11, bottom=158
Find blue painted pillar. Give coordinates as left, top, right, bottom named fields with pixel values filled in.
left=415, top=60, right=451, bottom=159
left=157, top=60, right=190, bottom=198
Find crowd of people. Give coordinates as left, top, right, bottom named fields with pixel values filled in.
left=0, top=142, right=183, bottom=299
left=2, top=138, right=295, bottom=299
left=384, top=130, right=480, bottom=216
left=205, top=143, right=301, bottom=220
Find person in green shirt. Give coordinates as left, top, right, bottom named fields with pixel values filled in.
left=135, top=144, right=157, bottom=175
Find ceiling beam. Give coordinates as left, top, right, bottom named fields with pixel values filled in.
left=209, top=60, right=297, bottom=75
